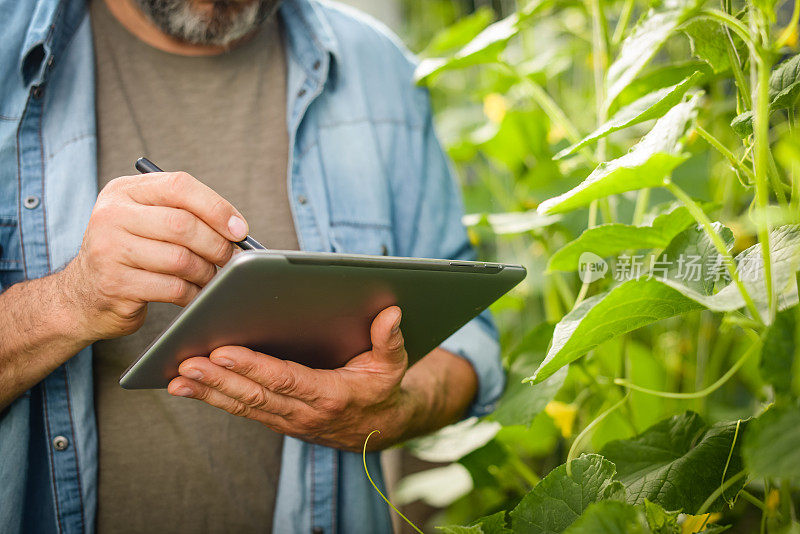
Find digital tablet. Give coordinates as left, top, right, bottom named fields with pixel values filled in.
left=119, top=250, right=526, bottom=389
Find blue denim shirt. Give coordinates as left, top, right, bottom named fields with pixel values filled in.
left=0, top=1, right=503, bottom=532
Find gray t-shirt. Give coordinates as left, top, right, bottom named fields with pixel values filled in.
left=91, top=1, right=296, bottom=531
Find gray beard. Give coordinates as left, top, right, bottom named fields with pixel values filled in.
left=133, top=0, right=281, bottom=47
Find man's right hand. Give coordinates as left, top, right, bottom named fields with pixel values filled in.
left=61, top=171, right=248, bottom=342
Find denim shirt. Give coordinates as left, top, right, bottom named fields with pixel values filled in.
left=0, top=1, right=504, bottom=532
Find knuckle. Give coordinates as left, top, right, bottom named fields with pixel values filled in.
left=230, top=401, right=251, bottom=418
left=167, top=277, right=191, bottom=304
left=211, top=236, right=233, bottom=265
left=268, top=365, right=297, bottom=395
left=166, top=210, right=196, bottom=238
left=208, top=196, right=233, bottom=225
left=164, top=171, right=191, bottom=194
left=317, top=395, right=346, bottom=416
left=240, top=386, right=268, bottom=408
left=169, top=246, right=194, bottom=275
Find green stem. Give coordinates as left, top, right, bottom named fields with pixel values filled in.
left=777, top=0, right=800, bottom=48
left=720, top=0, right=752, bottom=111
left=696, top=125, right=756, bottom=182
left=632, top=188, right=650, bottom=225
left=566, top=392, right=630, bottom=477
left=697, top=9, right=759, bottom=54
left=753, top=51, right=776, bottom=321
left=614, top=336, right=761, bottom=398
left=739, top=489, right=768, bottom=512
left=666, top=181, right=764, bottom=324
left=697, top=471, right=747, bottom=515
left=611, top=0, right=635, bottom=47
left=508, top=455, right=540, bottom=487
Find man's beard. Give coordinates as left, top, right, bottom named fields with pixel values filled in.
left=133, top=0, right=282, bottom=46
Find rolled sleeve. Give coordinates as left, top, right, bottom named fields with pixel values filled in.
left=440, top=314, right=505, bottom=417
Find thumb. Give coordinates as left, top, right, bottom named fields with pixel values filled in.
left=369, top=306, right=406, bottom=366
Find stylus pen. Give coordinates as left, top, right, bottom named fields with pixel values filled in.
left=134, top=157, right=267, bottom=251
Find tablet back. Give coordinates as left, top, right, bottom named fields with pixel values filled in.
left=119, top=251, right=526, bottom=389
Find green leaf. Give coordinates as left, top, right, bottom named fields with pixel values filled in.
left=527, top=278, right=702, bottom=384
left=459, top=440, right=509, bottom=488
left=743, top=406, right=800, bottom=480
left=509, top=454, right=626, bottom=533
left=730, top=55, right=800, bottom=137
left=606, top=0, right=702, bottom=105
left=600, top=412, right=747, bottom=513
left=562, top=501, right=648, bottom=534
left=612, top=61, right=711, bottom=112
left=538, top=96, right=699, bottom=215
left=682, top=20, right=744, bottom=74
left=406, top=419, right=501, bottom=462
left=395, top=463, right=473, bottom=507
left=760, top=306, right=798, bottom=395
left=474, top=511, right=512, bottom=534
left=439, top=526, right=484, bottom=534
left=491, top=323, right=566, bottom=427
left=769, top=53, right=800, bottom=109
left=657, top=225, right=800, bottom=320
left=547, top=206, right=695, bottom=272
left=644, top=499, right=680, bottom=534
left=656, top=222, right=734, bottom=295
left=415, top=13, right=522, bottom=83
left=421, top=7, right=495, bottom=57
left=557, top=72, right=704, bottom=159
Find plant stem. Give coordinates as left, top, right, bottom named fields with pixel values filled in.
left=632, top=188, right=650, bottom=225
left=739, top=489, right=768, bottom=512
left=611, top=0, right=635, bottom=47
left=696, top=125, right=756, bottom=181
left=697, top=9, right=760, bottom=54
left=777, top=0, right=800, bottom=48
left=753, top=50, right=776, bottom=321
left=697, top=471, right=747, bottom=515
left=666, top=181, right=764, bottom=324
left=508, top=455, right=540, bottom=487
left=721, top=0, right=752, bottom=111
left=614, top=335, right=761, bottom=398
left=565, top=392, right=630, bottom=477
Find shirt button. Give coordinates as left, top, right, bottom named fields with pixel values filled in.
left=311, top=528, right=323, bottom=534
left=23, top=195, right=40, bottom=209
left=52, top=435, right=69, bottom=451
left=32, top=85, right=44, bottom=99
left=380, top=244, right=388, bottom=255
left=297, top=194, right=308, bottom=205
left=297, top=88, right=307, bottom=98
left=313, top=60, right=321, bottom=70
left=46, top=56, right=55, bottom=69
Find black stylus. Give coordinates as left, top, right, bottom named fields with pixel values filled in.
left=134, top=157, right=267, bottom=251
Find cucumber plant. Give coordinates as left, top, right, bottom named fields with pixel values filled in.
left=396, top=0, right=800, bottom=531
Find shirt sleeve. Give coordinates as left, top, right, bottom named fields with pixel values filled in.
left=392, top=86, right=505, bottom=419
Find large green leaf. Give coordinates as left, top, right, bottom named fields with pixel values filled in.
left=509, top=454, right=625, bottom=533
left=682, top=20, right=745, bottom=74
left=730, top=54, right=800, bottom=136
left=538, top=96, right=699, bottom=215
left=491, top=323, right=566, bottom=427
left=547, top=206, right=695, bottom=272
left=760, top=306, right=798, bottom=395
left=656, top=222, right=734, bottom=295
left=527, top=278, right=702, bottom=384
left=743, top=406, right=800, bottom=480
left=657, top=225, right=800, bottom=320
left=644, top=500, right=680, bottom=534
left=562, top=501, right=648, bottom=534
left=600, top=412, right=747, bottom=513
left=612, top=61, right=711, bottom=111
left=557, top=73, right=703, bottom=159
left=421, top=7, right=495, bottom=56
left=606, top=0, right=702, bottom=105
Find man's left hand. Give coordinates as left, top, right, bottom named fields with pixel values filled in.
left=167, top=306, right=426, bottom=452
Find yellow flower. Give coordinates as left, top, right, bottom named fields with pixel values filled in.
left=682, top=513, right=722, bottom=534
left=483, top=93, right=507, bottom=124
left=545, top=401, right=577, bottom=438
left=766, top=488, right=780, bottom=512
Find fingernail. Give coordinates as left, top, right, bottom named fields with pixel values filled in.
left=173, top=386, right=193, bottom=397
left=227, top=215, right=248, bottom=240
left=181, top=368, right=202, bottom=380
left=391, top=309, right=402, bottom=334
left=212, top=356, right=234, bottom=368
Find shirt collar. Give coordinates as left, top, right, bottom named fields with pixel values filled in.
left=279, top=0, right=340, bottom=83
left=20, top=0, right=87, bottom=87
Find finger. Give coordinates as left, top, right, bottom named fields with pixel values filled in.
left=177, top=356, right=304, bottom=416
left=119, top=234, right=217, bottom=287
left=118, top=204, right=234, bottom=267
left=208, top=346, right=324, bottom=403
left=112, top=267, right=201, bottom=307
left=123, top=171, right=249, bottom=242
left=368, top=306, right=406, bottom=366
left=167, top=377, right=292, bottom=432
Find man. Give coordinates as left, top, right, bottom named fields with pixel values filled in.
left=0, top=0, right=503, bottom=532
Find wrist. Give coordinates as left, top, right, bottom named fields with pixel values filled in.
left=53, top=260, right=98, bottom=345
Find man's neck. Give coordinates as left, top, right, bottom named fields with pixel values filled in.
left=102, top=0, right=252, bottom=56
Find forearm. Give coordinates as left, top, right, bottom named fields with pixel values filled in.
left=395, top=347, right=478, bottom=443
left=0, top=269, right=90, bottom=411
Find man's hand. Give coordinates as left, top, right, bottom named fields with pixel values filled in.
left=61, top=171, right=248, bottom=342
left=167, top=306, right=478, bottom=451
